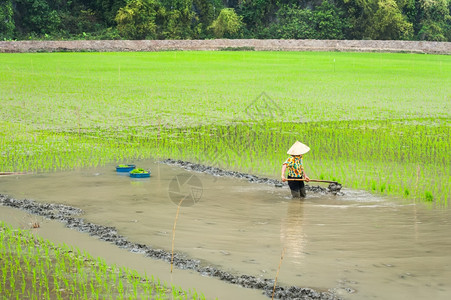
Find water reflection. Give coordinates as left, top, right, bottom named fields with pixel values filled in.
left=280, top=200, right=306, bottom=264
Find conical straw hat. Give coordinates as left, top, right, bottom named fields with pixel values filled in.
left=287, top=141, right=310, bottom=155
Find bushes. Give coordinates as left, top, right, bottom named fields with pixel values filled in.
left=0, top=0, right=15, bottom=40
left=3, top=0, right=451, bottom=43
left=271, top=5, right=317, bottom=39
left=209, top=8, right=243, bottom=38
left=315, top=1, right=349, bottom=40
left=115, top=0, right=160, bottom=39
left=269, top=2, right=349, bottom=40
left=364, top=0, right=413, bottom=40
left=417, top=0, right=451, bottom=41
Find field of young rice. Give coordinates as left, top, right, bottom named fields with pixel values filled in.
left=0, top=222, right=205, bottom=299
left=0, top=51, right=449, bottom=204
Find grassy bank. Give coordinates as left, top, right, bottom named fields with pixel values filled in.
left=0, top=51, right=449, bottom=204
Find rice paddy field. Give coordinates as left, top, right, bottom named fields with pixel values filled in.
left=0, top=50, right=450, bottom=300
left=0, top=221, right=205, bottom=299
left=1, top=51, right=449, bottom=205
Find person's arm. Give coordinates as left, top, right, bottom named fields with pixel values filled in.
left=281, top=164, right=287, bottom=182
left=301, top=158, right=310, bottom=182
left=303, top=168, right=310, bottom=182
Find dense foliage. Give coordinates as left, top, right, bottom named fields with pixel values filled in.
left=1, top=0, right=450, bottom=41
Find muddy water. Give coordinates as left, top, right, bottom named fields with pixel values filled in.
left=1, top=160, right=450, bottom=299
left=0, top=205, right=264, bottom=300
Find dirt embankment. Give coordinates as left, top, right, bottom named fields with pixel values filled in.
left=0, top=39, right=450, bottom=54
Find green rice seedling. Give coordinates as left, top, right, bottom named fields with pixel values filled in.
left=404, top=188, right=410, bottom=197
left=149, top=119, right=448, bottom=203
left=425, top=191, right=434, bottom=202
left=0, top=221, right=208, bottom=299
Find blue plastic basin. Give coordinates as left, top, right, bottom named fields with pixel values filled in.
left=116, top=165, right=136, bottom=172
left=130, top=172, right=151, bottom=178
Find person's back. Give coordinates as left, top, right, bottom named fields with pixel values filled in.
left=281, top=141, right=310, bottom=198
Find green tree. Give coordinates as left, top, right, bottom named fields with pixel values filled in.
left=237, top=0, right=277, bottom=37
left=446, top=0, right=451, bottom=41
left=159, top=0, right=198, bottom=39
left=417, top=0, right=451, bottom=41
left=314, top=1, right=349, bottom=39
left=14, top=0, right=61, bottom=37
left=193, top=0, right=223, bottom=37
left=115, top=0, right=161, bottom=39
left=365, top=0, right=413, bottom=39
left=340, top=0, right=378, bottom=38
left=271, top=5, right=316, bottom=39
left=341, top=0, right=413, bottom=39
left=209, top=8, right=243, bottom=38
left=162, top=8, right=198, bottom=39
left=92, top=0, right=127, bottom=25
left=0, top=0, right=15, bottom=39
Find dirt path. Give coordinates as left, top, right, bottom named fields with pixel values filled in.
left=1, top=39, right=450, bottom=54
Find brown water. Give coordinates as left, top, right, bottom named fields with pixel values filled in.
left=0, top=205, right=264, bottom=300
left=1, top=160, right=450, bottom=299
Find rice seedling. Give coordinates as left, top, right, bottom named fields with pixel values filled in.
left=0, top=221, right=207, bottom=299
left=137, top=117, right=449, bottom=204
left=0, top=51, right=449, bottom=205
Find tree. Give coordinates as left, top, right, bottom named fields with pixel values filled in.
left=365, top=0, right=413, bottom=39
left=92, top=0, right=127, bottom=25
left=115, top=0, right=160, bottom=39
left=271, top=5, right=316, bottom=39
left=159, top=0, right=198, bottom=39
left=417, top=0, right=451, bottom=41
left=340, top=0, right=379, bottom=38
left=14, top=0, right=61, bottom=37
left=314, top=1, right=349, bottom=39
left=0, top=0, right=15, bottom=39
left=237, top=0, right=277, bottom=37
left=209, top=8, right=243, bottom=38
left=193, top=0, right=222, bottom=37
left=341, top=0, right=413, bottom=39
left=2, top=0, right=448, bottom=41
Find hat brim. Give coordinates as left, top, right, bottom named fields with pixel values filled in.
left=287, top=141, right=310, bottom=155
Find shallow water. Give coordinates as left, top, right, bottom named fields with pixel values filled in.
left=1, top=160, right=450, bottom=299
left=0, top=205, right=265, bottom=300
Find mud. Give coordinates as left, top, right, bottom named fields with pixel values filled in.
left=0, top=172, right=29, bottom=176
left=161, top=159, right=344, bottom=195
left=0, top=194, right=339, bottom=300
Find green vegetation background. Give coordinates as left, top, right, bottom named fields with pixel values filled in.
left=0, top=51, right=449, bottom=204
left=0, top=0, right=450, bottom=42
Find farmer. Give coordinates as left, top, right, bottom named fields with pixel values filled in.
left=281, top=141, right=310, bottom=198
